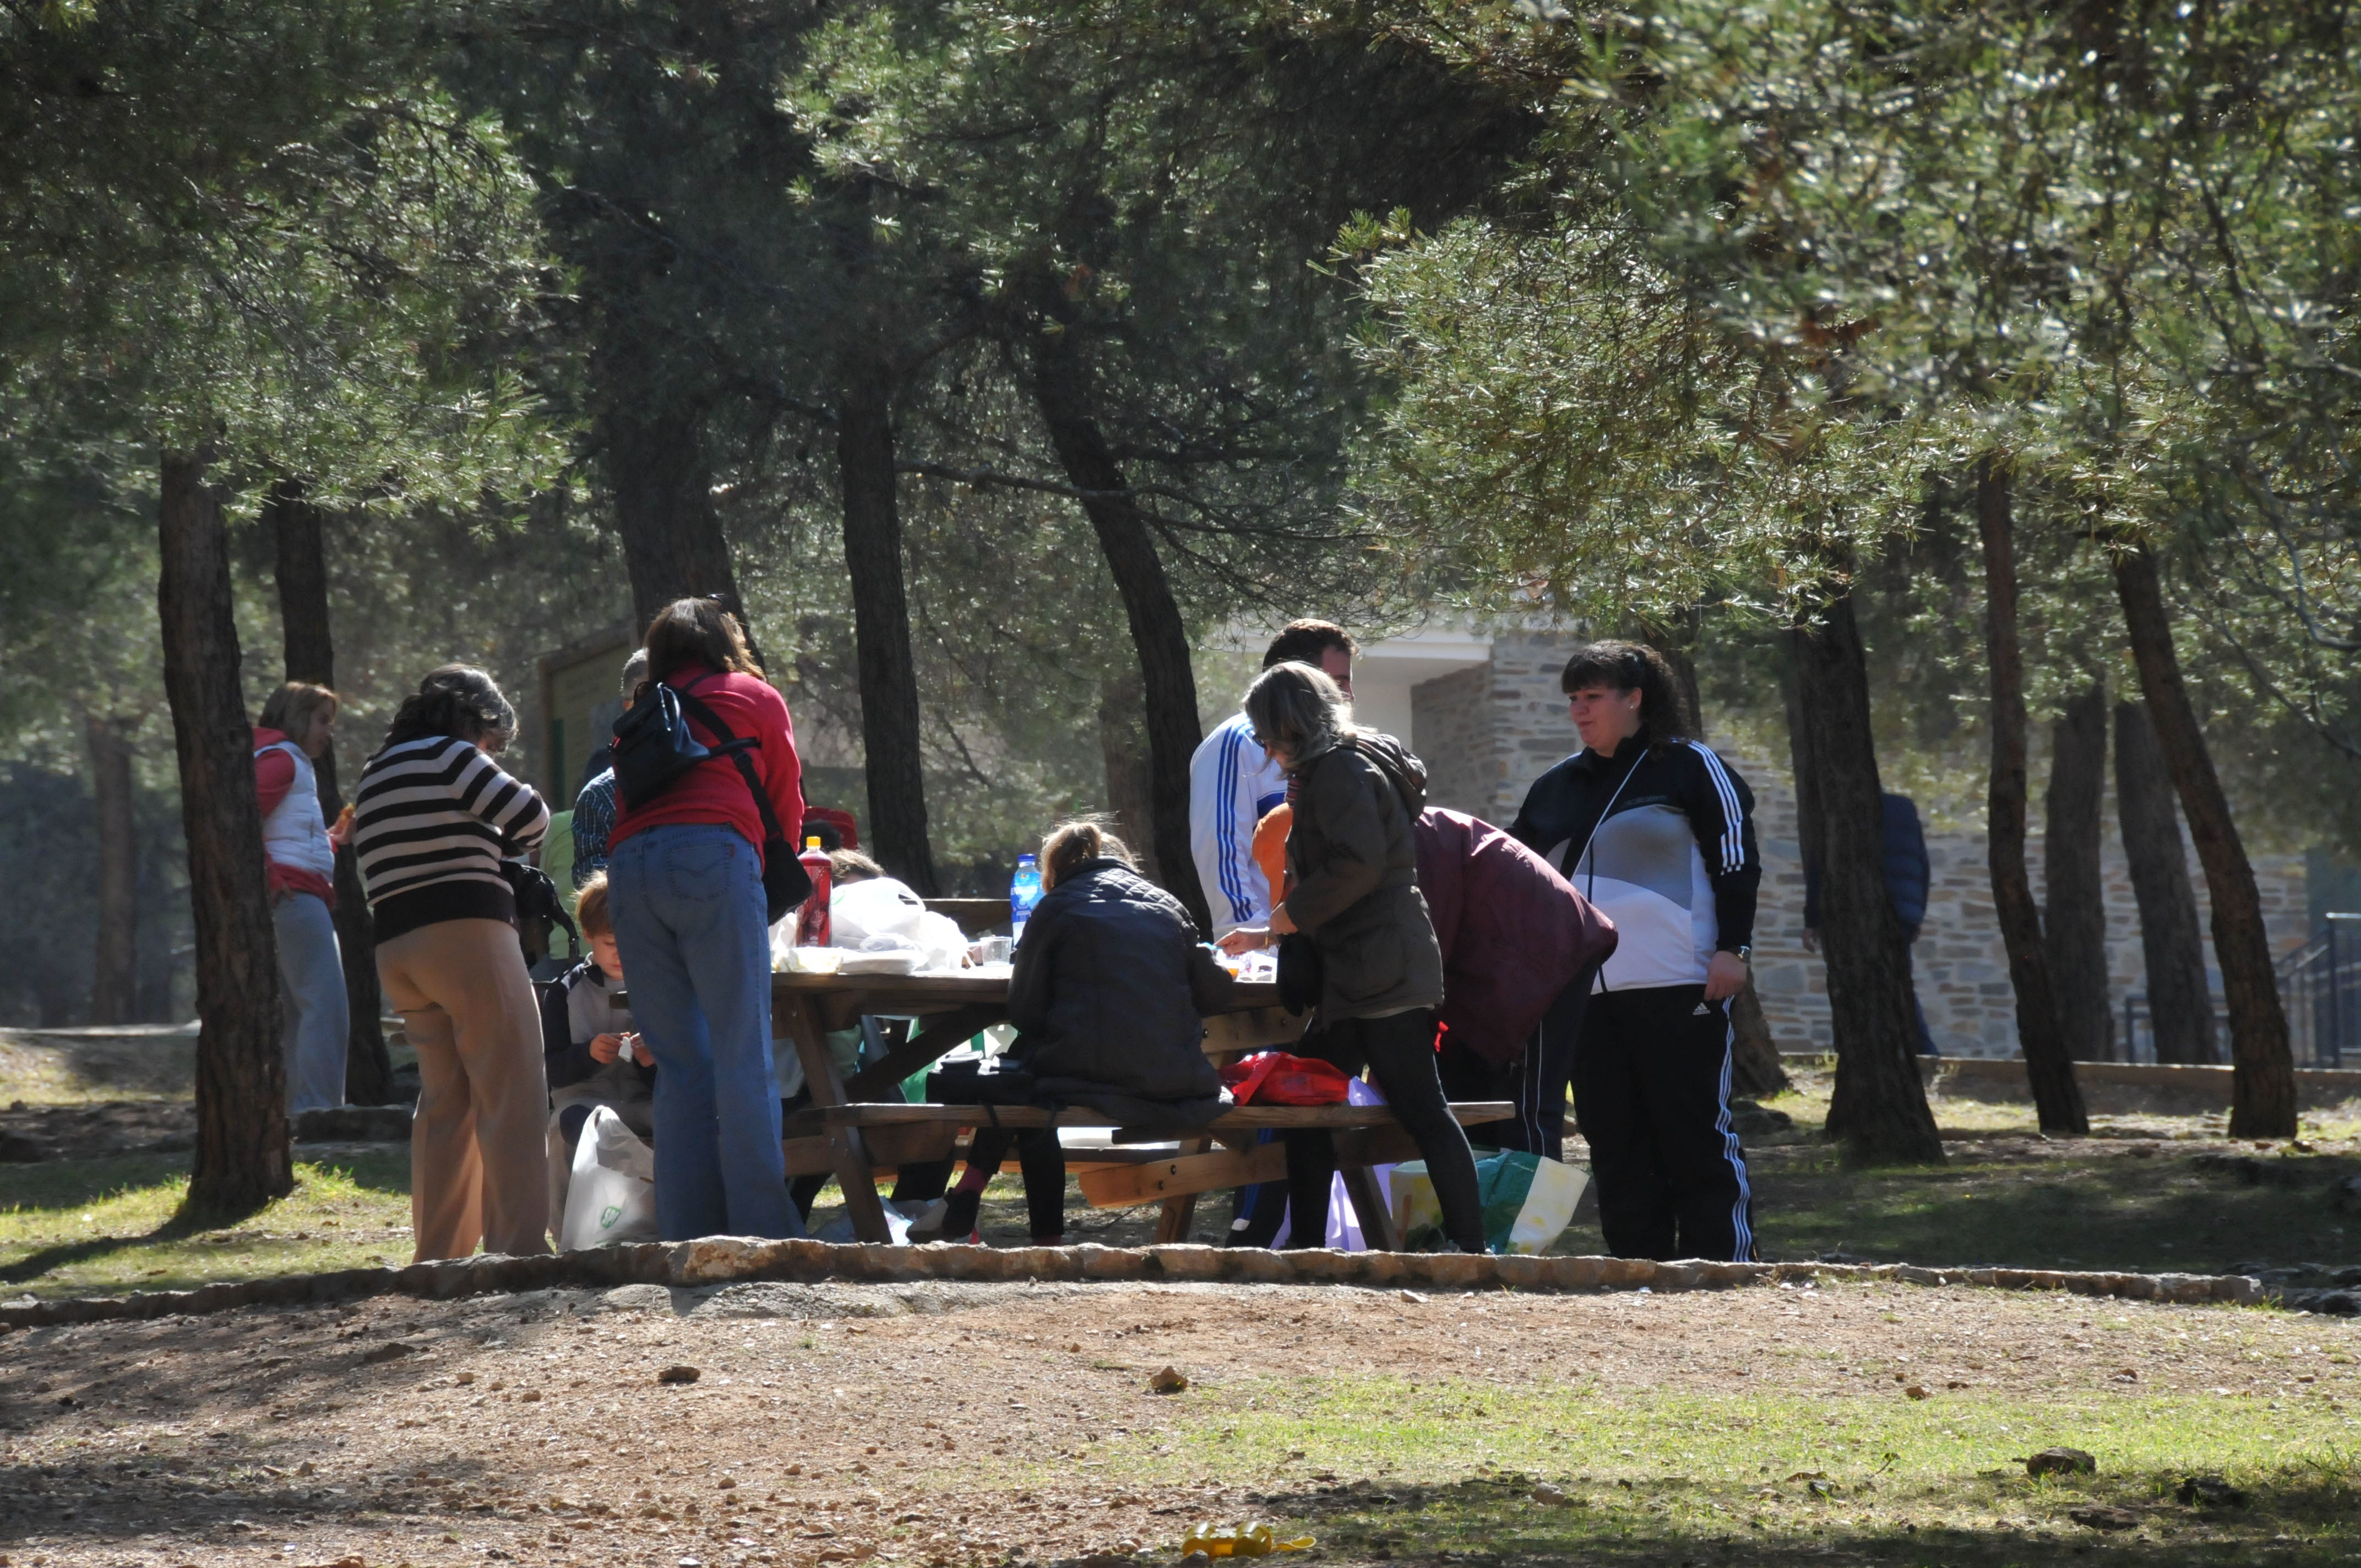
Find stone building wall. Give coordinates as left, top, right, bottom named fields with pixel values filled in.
left=1406, top=631, right=2311, bottom=1060
left=1410, top=665, right=1493, bottom=819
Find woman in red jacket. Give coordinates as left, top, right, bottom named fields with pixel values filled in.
left=606, top=599, right=807, bottom=1241
left=253, top=682, right=349, bottom=1115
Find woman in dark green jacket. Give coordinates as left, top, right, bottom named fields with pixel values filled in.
left=1220, top=661, right=1484, bottom=1253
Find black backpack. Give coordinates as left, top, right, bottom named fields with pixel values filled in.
left=610, top=675, right=814, bottom=923
left=611, top=678, right=744, bottom=810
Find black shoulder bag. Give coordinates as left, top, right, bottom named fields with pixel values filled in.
left=610, top=677, right=744, bottom=811
left=671, top=688, right=814, bottom=924
left=503, top=858, right=580, bottom=968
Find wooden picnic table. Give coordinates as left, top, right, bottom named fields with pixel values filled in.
left=770, top=968, right=1508, bottom=1248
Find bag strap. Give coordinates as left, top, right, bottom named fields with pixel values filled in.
left=673, top=688, right=791, bottom=847
left=1570, top=748, right=1642, bottom=897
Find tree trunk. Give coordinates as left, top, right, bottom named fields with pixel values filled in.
left=1789, top=576, right=1944, bottom=1164
left=1024, top=320, right=1211, bottom=933
left=266, top=479, right=391, bottom=1104
left=84, top=709, right=140, bottom=1026
left=1976, top=460, right=2088, bottom=1134
left=2044, top=680, right=2114, bottom=1061
left=602, top=405, right=759, bottom=659
left=1097, top=668, right=1160, bottom=882
left=1726, top=984, right=1791, bottom=1098
left=2114, top=700, right=2217, bottom=1064
left=1778, top=627, right=1826, bottom=904
left=2114, top=546, right=2292, bottom=1129
left=836, top=363, right=939, bottom=894
left=159, top=452, right=292, bottom=1215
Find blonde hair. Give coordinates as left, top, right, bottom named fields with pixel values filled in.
left=1040, top=818, right=1133, bottom=889
left=575, top=871, right=613, bottom=939
left=259, top=681, right=340, bottom=739
left=1242, top=660, right=1351, bottom=769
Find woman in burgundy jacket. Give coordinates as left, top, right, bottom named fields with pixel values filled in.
left=1416, top=808, right=1618, bottom=1160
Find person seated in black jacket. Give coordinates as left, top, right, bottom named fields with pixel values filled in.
left=922, top=820, right=1236, bottom=1246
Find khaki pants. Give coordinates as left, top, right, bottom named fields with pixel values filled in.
left=377, top=918, right=551, bottom=1261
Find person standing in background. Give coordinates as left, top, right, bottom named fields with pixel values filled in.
left=568, top=647, right=648, bottom=888
left=1509, top=641, right=1761, bottom=1264
left=253, top=681, right=350, bottom=1116
left=354, top=665, right=552, bottom=1262
left=1804, top=792, right=1937, bottom=1055
left=605, top=600, right=806, bottom=1243
left=1189, top=621, right=1357, bottom=939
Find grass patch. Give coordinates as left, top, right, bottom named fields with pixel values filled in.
left=1737, top=1145, right=2358, bottom=1273
left=0, top=1153, right=413, bottom=1298
left=1082, top=1375, right=2361, bottom=1564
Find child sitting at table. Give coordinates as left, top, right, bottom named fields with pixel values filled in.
left=916, top=820, right=1235, bottom=1245
left=542, top=873, right=657, bottom=1224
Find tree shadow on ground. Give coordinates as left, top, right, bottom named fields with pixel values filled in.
left=1740, top=1144, right=2361, bottom=1273
left=0, top=1152, right=197, bottom=1213
left=0, top=1151, right=411, bottom=1294
left=1252, top=1464, right=2361, bottom=1566
left=0, top=1226, right=206, bottom=1286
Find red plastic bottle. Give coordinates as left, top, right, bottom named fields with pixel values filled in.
left=793, top=836, right=833, bottom=946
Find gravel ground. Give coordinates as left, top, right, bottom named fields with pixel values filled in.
left=4, top=1277, right=2358, bottom=1568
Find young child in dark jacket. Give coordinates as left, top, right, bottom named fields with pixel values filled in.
left=921, top=821, right=1234, bottom=1245
left=542, top=873, right=656, bottom=1224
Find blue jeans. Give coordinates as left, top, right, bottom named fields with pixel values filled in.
left=274, top=891, right=348, bottom=1114
left=608, top=823, right=801, bottom=1241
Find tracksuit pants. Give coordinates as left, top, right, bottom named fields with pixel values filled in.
left=1574, top=983, right=1755, bottom=1262
left=1504, top=966, right=1599, bottom=1160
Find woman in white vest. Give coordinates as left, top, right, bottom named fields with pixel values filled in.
left=254, top=682, right=351, bottom=1114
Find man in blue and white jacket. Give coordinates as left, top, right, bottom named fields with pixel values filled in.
left=1510, top=640, right=1761, bottom=1264
left=1189, top=620, right=1357, bottom=938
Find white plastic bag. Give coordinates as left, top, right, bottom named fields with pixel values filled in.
left=1267, top=1076, right=1394, bottom=1251
left=559, top=1106, right=659, bottom=1250
left=831, top=878, right=930, bottom=946
left=773, top=877, right=970, bottom=972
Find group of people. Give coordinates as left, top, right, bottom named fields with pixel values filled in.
left=252, top=594, right=1767, bottom=1266
left=1189, top=622, right=1761, bottom=1261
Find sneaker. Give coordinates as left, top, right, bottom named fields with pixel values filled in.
left=904, top=1197, right=951, bottom=1242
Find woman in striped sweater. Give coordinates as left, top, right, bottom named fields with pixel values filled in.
left=353, top=666, right=553, bottom=1262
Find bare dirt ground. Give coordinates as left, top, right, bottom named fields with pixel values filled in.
left=4, top=1278, right=2358, bottom=1568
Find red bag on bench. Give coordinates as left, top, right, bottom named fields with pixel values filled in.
left=1221, top=1051, right=1353, bottom=1106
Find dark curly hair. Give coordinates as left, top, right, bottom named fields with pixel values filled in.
left=1559, top=640, right=1690, bottom=750
left=379, top=665, right=517, bottom=752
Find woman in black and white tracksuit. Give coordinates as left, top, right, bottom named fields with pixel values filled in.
left=1509, top=641, right=1760, bottom=1262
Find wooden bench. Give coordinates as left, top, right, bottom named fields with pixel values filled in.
left=771, top=970, right=1504, bottom=1246
left=790, top=1098, right=1511, bottom=1249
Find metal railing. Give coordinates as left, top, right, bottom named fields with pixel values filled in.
left=2119, top=912, right=2361, bottom=1069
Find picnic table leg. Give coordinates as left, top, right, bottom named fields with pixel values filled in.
left=1339, top=1164, right=1400, bottom=1251
left=782, top=992, right=893, bottom=1243
left=1152, top=1136, right=1211, bottom=1244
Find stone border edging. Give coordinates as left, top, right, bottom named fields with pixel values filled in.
left=0, top=1239, right=2264, bottom=1330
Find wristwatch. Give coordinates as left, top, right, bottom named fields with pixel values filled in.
left=1726, top=945, right=1752, bottom=965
